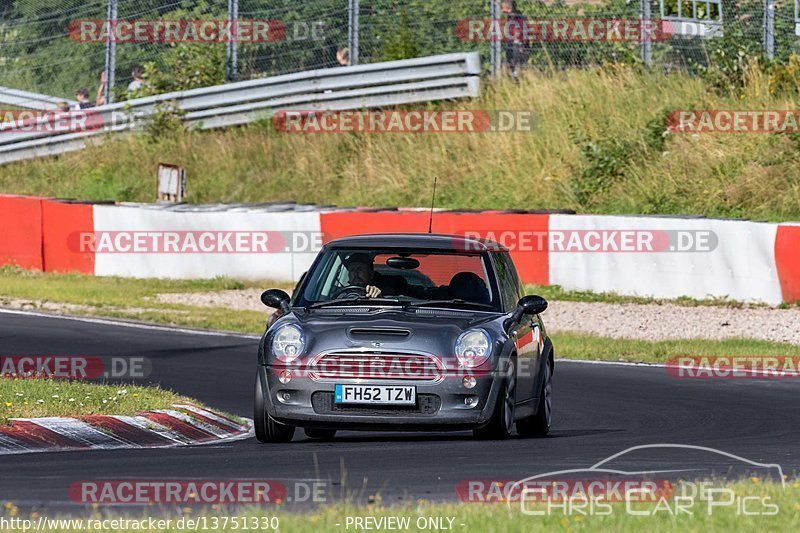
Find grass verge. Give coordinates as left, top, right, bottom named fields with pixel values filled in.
left=2, top=481, right=798, bottom=532
left=0, top=379, right=186, bottom=427
left=0, top=266, right=286, bottom=334
left=523, top=284, right=788, bottom=308
left=553, top=332, right=800, bottom=364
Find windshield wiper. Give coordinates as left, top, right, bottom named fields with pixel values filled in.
left=405, top=299, right=496, bottom=311
left=306, top=297, right=404, bottom=309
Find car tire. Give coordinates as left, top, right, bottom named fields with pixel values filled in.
left=304, top=428, right=337, bottom=440
left=254, top=375, right=295, bottom=443
left=473, top=358, right=516, bottom=440
left=517, top=358, right=552, bottom=438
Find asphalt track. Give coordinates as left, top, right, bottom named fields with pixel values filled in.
left=1, top=310, right=799, bottom=511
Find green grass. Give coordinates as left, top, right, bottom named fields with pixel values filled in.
left=0, top=266, right=289, bottom=334
left=524, top=284, right=778, bottom=308
left=0, top=379, right=185, bottom=427
left=2, top=481, right=799, bottom=532
left=1, top=68, right=800, bottom=221
left=553, top=332, right=800, bottom=364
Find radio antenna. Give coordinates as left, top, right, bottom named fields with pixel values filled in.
left=427, top=177, right=438, bottom=234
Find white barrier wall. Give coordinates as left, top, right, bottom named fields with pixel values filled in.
left=92, top=205, right=322, bottom=281
left=548, top=215, right=783, bottom=304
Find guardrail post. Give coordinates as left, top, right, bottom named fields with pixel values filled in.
left=348, top=0, right=360, bottom=65
left=489, top=0, right=501, bottom=78
left=103, top=0, right=118, bottom=103
left=764, top=0, right=775, bottom=60
left=641, top=0, right=652, bottom=68
left=227, top=0, right=239, bottom=81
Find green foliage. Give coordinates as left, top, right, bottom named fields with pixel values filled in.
left=569, top=132, right=635, bottom=208
left=691, top=32, right=764, bottom=95
left=769, top=53, right=800, bottom=96
left=381, top=8, right=420, bottom=61
left=138, top=44, right=226, bottom=95
left=143, top=102, right=187, bottom=142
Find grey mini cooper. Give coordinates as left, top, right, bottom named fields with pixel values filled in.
left=254, top=233, right=554, bottom=442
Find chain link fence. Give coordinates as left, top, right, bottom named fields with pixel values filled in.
left=1, top=0, right=798, bottom=106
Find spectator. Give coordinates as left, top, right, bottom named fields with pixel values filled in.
left=501, top=0, right=529, bottom=79
left=73, top=88, right=93, bottom=110
left=74, top=71, right=106, bottom=109
left=55, top=101, right=69, bottom=112
left=127, top=64, right=144, bottom=92
left=336, top=47, right=350, bottom=67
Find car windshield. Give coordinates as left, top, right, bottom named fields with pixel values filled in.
left=294, top=248, right=501, bottom=311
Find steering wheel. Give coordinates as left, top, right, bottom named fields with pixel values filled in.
left=334, top=285, right=367, bottom=299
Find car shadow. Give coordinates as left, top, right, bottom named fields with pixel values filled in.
left=295, top=428, right=623, bottom=444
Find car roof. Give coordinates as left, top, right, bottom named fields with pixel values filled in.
left=325, top=233, right=507, bottom=252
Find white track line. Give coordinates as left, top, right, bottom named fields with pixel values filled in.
left=556, top=358, right=666, bottom=368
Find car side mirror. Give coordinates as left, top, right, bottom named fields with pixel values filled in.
left=507, top=295, right=548, bottom=329
left=261, top=289, right=290, bottom=312
left=519, top=295, right=548, bottom=315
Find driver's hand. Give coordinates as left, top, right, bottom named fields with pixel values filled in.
left=366, top=285, right=382, bottom=298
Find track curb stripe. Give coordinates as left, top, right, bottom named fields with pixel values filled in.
left=0, top=406, right=252, bottom=456
left=173, top=404, right=244, bottom=432
left=13, top=417, right=129, bottom=449
left=140, top=412, right=222, bottom=442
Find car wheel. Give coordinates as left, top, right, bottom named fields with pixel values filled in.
left=517, top=358, right=552, bottom=438
left=304, top=428, right=337, bottom=440
left=254, top=375, right=295, bottom=443
left=474, top=358, right=516, bottom=440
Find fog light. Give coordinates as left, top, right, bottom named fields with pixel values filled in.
left=279, top=370, right=292, bottom=384
left=282, top=392, right=291, bottom=402
left=464, top=397, right=475, bottom=406
left=462, top=376, right=477, bottom=389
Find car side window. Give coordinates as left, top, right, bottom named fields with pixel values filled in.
left=493, top=253, right=519, bottom=313
left=504, top=253, right=524, bottom=302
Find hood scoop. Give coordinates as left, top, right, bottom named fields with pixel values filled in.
left=347, top=327, right=412, bottom=341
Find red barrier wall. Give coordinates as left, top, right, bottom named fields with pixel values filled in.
left=0, top=195, right=44, bottom=270
left=775, top=225, right=800, bottom=303
left=41, top=200, right=94, bottom=274
left=320, top=211, right=549, bottom=285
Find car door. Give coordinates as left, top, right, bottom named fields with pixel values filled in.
left=496, top=252, right=539, bottom=411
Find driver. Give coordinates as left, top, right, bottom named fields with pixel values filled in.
left=342, top=253, right=394, bottom=298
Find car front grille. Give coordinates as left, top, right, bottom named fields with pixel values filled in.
left=311, top=392, right=441, bottom=416
left=309, top=351, right=444, bottom=383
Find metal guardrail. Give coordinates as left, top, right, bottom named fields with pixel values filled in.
left=0, top=86, right=76, bottom=110
left=0, top=53, right=481, bottom=166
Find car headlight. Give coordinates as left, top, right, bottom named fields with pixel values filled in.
left=455, top=329, right=492, bottom=368
left=271, top=324, right=305, bottom=363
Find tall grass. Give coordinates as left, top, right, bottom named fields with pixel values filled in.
left=2, top=67, right=799, bottom=221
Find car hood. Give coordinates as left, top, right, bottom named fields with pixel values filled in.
left=278, top=308, right=504, bottom=359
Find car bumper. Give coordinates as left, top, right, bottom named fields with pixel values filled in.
left=257, top=365, right=504, bottom=431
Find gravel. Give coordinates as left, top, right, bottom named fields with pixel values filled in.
left=545, top=301, right=800, bottom=345
left=155, top=290, right=800, bottom=345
